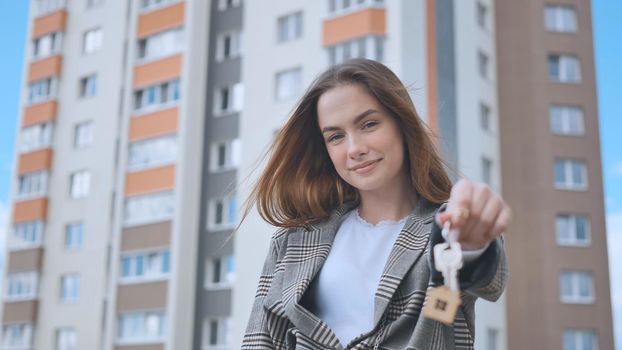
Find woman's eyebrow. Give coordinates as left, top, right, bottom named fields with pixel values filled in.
left=321, top=109, right=378, bottom=134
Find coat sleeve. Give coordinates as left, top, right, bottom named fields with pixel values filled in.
left=429, top=207, right=509, bottom=302
left=241, top=230, right=284, bottom=349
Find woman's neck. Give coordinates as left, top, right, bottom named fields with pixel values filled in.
left=357, top=187, right=418, bottom=225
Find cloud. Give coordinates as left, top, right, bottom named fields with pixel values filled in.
left=613, top=162, right=622, bottom=177
left=606, top=212, right=622, bottom=350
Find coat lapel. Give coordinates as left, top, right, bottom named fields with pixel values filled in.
left=373, top=196, right=438, bottom=324
left=280, top=201, right=357, bottom=349
left=278, top=197, right=439, bottom=347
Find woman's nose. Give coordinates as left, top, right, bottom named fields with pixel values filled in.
left=347, top=135, right=368, bottom=159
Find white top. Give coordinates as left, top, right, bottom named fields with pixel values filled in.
left=307, top=208, right=489, bottom=346
left=307, top=209, right=407, bottom=346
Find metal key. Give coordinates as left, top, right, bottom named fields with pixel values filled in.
left=423, top=221, right=464, bottom=324
left=434, top=221, right=463, bottom=291
left=435, top=241, right=463, bottom=291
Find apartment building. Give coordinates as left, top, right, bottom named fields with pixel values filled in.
left=1, top=0, right=209, bottom=349
left=496, top=0, right=614, bottom=349
left=1, top=0, right=612, bottom=350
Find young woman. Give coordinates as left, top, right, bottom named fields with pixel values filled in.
left=241, top=59, right=510, bottom=350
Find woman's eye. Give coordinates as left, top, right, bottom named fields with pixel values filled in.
left=327, top=134, right=343, bottom=143
left=363, top=121, right=378, bottom=129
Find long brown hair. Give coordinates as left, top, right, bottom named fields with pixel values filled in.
left=242, top=58, right=452, bottom=228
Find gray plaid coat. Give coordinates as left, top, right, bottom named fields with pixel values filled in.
left=242, top=197, right=508, bottom=349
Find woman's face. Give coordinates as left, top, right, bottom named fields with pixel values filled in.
left=317, top=84, right=408, bottom=195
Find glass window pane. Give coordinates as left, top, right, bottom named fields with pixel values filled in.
left=575, top=217, right=587, bottom=240
left=554, top=160, right=566, bottom=185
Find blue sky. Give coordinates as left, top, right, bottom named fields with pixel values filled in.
left=0, top=1, right=620, bottom=348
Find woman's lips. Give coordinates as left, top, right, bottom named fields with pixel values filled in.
left=352, top=159, right=380, bottom=174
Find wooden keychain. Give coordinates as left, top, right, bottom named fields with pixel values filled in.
left=422, top=221, right=463, bottom=325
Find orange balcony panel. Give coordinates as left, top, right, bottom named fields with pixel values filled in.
left=18, top=149, right=53, bottom=175
left=13, top=198, right=48, bottom=223
left=32, top=11, right=67, bottom=38
left=116, top=281, right=168, bottom=311
left=8, top=248, right=44, bottom=273
left=133, top=54, right=182, bottom=89
left=137, top=2, right=185, bottom=38
left=28, top=56, right=62, bottom=83
left=130, top=107, right=178, bottom=141
left=125, top=165, right=175, bottom=197
left=2, top=300, right=38, bottom=323
left=323, top=8, right=386, bottom=47
left=23, top=101, right=57, bottom=127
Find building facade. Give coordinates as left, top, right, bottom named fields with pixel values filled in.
left=496, top=0, right=615, bottom=349
left=0, top=0, right=612, bottom=350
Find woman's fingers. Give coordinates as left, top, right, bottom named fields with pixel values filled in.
left=470, top=192, right=503, bottom=244
left=441, top=179, right=473, bottom=230
left=439, top=180, right=511, bottom=249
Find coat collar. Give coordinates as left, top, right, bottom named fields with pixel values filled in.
left=280, top=196, right=438, bottom=348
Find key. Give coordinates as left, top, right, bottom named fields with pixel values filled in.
left=436, top=241, right=463, bottom=291
left=423, top=221, right=464, bottom=325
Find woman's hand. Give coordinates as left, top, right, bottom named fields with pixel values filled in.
left=437, top=179, right=512, bottom=251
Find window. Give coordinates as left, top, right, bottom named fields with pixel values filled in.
left=478, top=50, right=489, bottom=79
left=74, top=121, right=94, bottom=149
left=560, top=271, right=594, bottom=304
left=482, top=157, right=493, bottom=186
left=217, top=0, right=241, bottom=11
left=60, top=274, right=80, bottom=302
left=554, top=159, right=587, bottom=190
left=134, top=79, right=180, bottom=112
left=275, top=68, right=302, bottom=101
left=128, top=135, right=177, bottom=171
left=137, top=27, right=184, bottom=61
left=327, top=36, right=384, bottom=65
left=327, top=0, right=384, bottom=15
left=117, top=311, right=166, bottom=343
left=277, top=12, right=303, bottom=43
left=33, top=31, right=63, bottom=59
left=556, top=214, right=590, bottom=246
left=70, top=170, right=91, bottom=199
left=477, top=2, right=487, bottom=29
left=86, top=0, right=104, bottom=8
left=550, top=105, right=585, bottom=135
left=83, top=28, right=103, bottom=54
left=35, top=0, right=66, bottom=17
left=120, top=250, right=170, bottom=282
left=79, top=74, right=97, bottom=97
left=486, top=328, right=498, bottom=350
left=205, top=256, right=235, bottom=289
left=213, top=83, right=244, bottom=115
left=124, top=191, right=175, bottom=226
left=210, top=139, right=241, bottom=172
left=549, top=54, right=581, bottom=83
left=11, top=221, right=44, bottom=249
left=480, top=102, right=490, bottom=131
left=202, top=318, right=232, bottom=349
left=563, top=330, right=597, bottom=350
left=56, top=328, right=76, bottom=350
left=216, top=31, right=242, bottom=61
left=28, top=77, right=57, bottom=104
left=140, top=0, right=180, bottom=11
left=5, top=272, right=38, bottom=300
left=1, top=324, right=33, bottom=348
left=65, top=223, right=84, bottom=250
left=21, top=122, right=53, bottom=153
left=545, top=5, right=578, bottom=33
left=207, top=196, right=237, bottom=230
left=17, top=171, right=48, bottom=200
